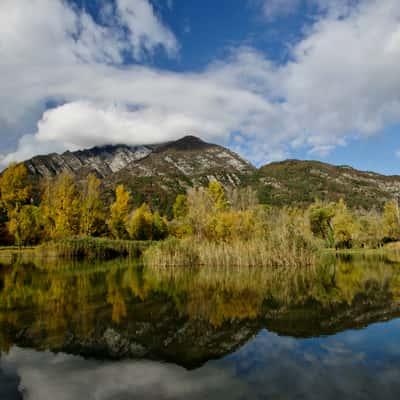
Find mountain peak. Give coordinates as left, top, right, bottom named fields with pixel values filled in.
left=160, top=135, right=212, bottom=152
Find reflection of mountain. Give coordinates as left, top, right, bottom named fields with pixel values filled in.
left=2, top=321, right=400, bottom=400
left=0, top=256, right=400, bottom=369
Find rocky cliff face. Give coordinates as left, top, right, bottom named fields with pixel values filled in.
left=24, top=136, right=254, bottom=182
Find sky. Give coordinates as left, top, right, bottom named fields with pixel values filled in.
left=1, top=0, right=400, bottom=174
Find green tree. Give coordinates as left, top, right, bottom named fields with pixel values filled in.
left=0, top=163, right=31, bottom=216
left=308, top=201, right=335, bottom=246
left=152, top=211, right=169, bottom=240
left=208, top=181, right=228, bottom=212
left=108, top=184, right=130, bottom=239
left=383, top=200, right=400, bottom=241
left=356, top=210, right=384, bottom=248
left=128, top=203, right=154, bottom=240
left=332, top=199, right=356, bottom=249
left=173, top=194, right=188, bottom=220
left=80, top=174, right=104, bottom=236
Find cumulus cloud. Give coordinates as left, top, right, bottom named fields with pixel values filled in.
left=1, top=0, right=400, bottom=166
left=2, top=323, right=400, bottom=400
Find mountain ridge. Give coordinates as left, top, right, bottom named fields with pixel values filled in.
left=6, top=135, right=400, bottom=213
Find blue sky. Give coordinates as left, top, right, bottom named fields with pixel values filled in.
left=1, top=0, right=400, bottom=174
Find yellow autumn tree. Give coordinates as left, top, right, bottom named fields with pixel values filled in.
left=80, top=174, right=104, bottom=236
left=207, top=181, right=228, bottom=212
left=127, top=203, right=154, bottom=240
left=108, top=184, right=130, bottom=239
left=8, top=205, right=41, bottom=246
left=41, top=173, right=80, bottom=239
left=0, top=163, right=31, bottom=216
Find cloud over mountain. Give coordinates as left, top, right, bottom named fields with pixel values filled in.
left=1, top=0, right=400, bottom=166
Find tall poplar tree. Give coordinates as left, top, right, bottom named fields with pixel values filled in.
left=108, top=184, right=130, bottom=239
left=41, top=173, right=80, bottom=239
left=80, top=174, right=104, bottom=236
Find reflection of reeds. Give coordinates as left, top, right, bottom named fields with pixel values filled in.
left=144, top=237, right=316, bottom=268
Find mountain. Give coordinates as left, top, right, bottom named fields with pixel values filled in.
left=22, top=135, right=256, bottom=214
left=253, top=159, right=400, bottom=209
left=10, top=135, right=400, bottom=212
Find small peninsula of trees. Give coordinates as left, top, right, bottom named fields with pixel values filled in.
left=0, top=162, right=400, bottom=266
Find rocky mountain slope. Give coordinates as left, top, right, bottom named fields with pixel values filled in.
left=253, top=159, right=400, bottom=209
left=11, top=135, right=400, bottom=212
left=23, top=136, right=256, bottom=213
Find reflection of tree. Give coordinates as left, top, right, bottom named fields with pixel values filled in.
left=107, top=268, right=127, bottom=324
left=0, top=254, right=400, bottom=344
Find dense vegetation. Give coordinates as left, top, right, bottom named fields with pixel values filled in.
left=1, top=163, right=400, bottom=266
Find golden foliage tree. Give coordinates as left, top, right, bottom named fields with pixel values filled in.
left=8, top=205, right=41, bottom=246
left=108, top=184, right=130, bottom=239
left=127, top=203, right=154, bottom=240
left=127, top=203, right=168, bottom=241
left=41, top=173, right=80, bottom=239
left=80, top=174, right=104, bottom=236
left=207, top=181, right=228, bottom=212
left=0, top=163, right=31, bottom=216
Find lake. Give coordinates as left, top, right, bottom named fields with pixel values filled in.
left=0, top=254, right=400, bottom=399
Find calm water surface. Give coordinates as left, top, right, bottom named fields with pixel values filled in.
left=0, top=254, right=400, bottom=399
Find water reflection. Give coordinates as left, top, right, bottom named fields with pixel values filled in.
left=0, top=254, right=400, bottom=398
left=1, top=321, right=400, bottom=400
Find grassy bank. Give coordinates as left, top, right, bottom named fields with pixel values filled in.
left=36, top=237, right=151, bottom=259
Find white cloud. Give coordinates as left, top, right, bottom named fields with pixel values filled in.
left=260, top=0, right=361, bottom=20
left=1, top=347, right=246, bottom=400
left=116, top=0, right=178, bottom=59
left=1, top=0, right=400, bottom=166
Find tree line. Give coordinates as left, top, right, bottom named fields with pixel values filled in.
left=1, top=162, right=400, bottom=249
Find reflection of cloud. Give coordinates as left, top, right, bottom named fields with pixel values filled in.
left=1, top=347, right=247, bottom=400
left=1, top=320, right=400, bottom=400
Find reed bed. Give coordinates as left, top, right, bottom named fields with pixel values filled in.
left=36, top=237, right=150, bottom=260
left=144, top=235, right=316, bottom=268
